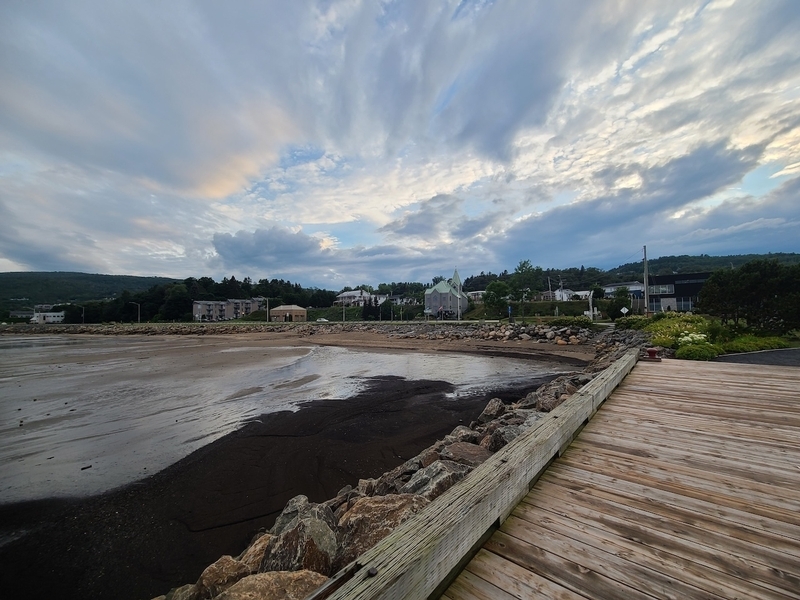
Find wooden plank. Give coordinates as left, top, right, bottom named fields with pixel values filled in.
left=496, top=516, right=717, bottom=599
left=545, top=462, right=800, bottom=547
left=306, top=350, right=639, bottom=600
left=512, top=497, right=796, bottom=600
left=464, top=549, right=585, bottom=600
left=563, top=443, right=800, bottom=518
left=520, top=476, right=800, bottom=596
left=485, top=530, right=657, bottom=600
left=575, top=431, right=800, bottom=491
left=444, top=569, right=519, bottom=600
left=581, top=416, right=800, bottom=469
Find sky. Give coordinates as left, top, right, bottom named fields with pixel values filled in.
left=1, top=0, right=799, bottom=289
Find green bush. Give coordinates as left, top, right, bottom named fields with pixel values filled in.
left=721, top=336, right=789, bottom=353
left=675, top=343, right=720, bottom=361
left=549, top=316, right=594, bottom=328
left=616, top=316, right=650, bottom=330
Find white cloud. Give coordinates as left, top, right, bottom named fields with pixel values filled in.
left=0, top=0, right=799, bottom=288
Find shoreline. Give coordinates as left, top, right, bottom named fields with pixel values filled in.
left=0, top=335, right=580, bottom=600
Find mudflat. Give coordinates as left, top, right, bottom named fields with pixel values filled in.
left=0, top=331, right=589, bottom=599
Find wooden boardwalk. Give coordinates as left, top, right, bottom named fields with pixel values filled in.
left=442, top=358, right=800, bottom=600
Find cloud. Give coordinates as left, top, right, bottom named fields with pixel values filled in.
left=1, top=1, right=799, bottom=288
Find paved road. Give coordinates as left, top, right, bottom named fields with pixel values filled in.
left=713, top=347, right=800, bottom=367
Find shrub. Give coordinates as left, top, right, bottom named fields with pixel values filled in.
left=643, top=313, right=709, bottom=349
left=549, top=316, right=594, bottom=328
left=721, top=336, right=789, bottom=353
left=615, top=316, right=650, bottom=330
left=675, top=343, right=720, bottom=361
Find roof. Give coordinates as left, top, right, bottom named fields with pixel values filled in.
left=270, top=304, right=307, bottom=311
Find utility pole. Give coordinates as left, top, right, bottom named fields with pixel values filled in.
left=643, top=245, right=649, bottom=315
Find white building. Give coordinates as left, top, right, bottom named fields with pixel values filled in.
left=334, top=290, right=388, bottom=307
left=30, top=311, right=65, bottom=324
left=192, top=298, right=265, bottom=321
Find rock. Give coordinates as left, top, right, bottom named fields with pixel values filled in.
left=439, top=441, right=493, bottom=467
left=556, top=338, right=568, bottom=345
left=519, top=333, right=531, bottom=341
left=374, top=457, right=422, bottom=495
left=479, top=425, right=523, bottom=452
left=477, top=398, right=506, bottom=424
left=196, top=556, right=251, bottom=599
left=164, top=584, right=198, bottom=600
left=398, top=460, right=471, bottom=500
left=215, top=571, right=328, bottom=600
left=546, top=331, right=555, bottom=340
left=238, top=533, right=273, bottom=573
left=419, top=447, right=440, bottom=467
left=356, top=478, right=376, bottom=496
left=260, top=513, right=338, bottom=576
left=270, top=495, right=310, bottom=535
left=443, top=425, right=481, bottom=444
left=334, top=494, right=430, bottom=571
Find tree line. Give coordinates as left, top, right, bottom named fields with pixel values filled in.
left=698, top=259, right=800, bottom=334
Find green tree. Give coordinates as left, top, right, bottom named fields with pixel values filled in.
left=606, top=287, right=630, bottom=321
left=510, top=260, right=543, bottom=300
left=483, top=281, right=511, bottom=318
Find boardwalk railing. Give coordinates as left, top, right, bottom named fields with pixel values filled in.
left=309, top=349, right=639, bottom=600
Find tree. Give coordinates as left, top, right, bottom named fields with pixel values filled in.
left=606, top=287, right=630, bottom=321
left=510, top=260, right=543, bottom=300
left=483, top=281, right=511, bottom=318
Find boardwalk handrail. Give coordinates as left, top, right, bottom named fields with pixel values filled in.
left=308, top=349, right=639, bottom=600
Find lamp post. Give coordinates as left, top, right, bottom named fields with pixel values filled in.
left=74, top=305, right=85, bottom=324
left=129, top=302, right=141, bottom=324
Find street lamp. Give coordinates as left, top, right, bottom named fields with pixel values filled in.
left=74, top=305, right=85, bottom=324
left=129, top=302, right=141, bottom=324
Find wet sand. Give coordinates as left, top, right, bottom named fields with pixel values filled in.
left=0, top=332, right=588, bottom=599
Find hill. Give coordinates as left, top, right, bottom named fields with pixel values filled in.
left=0, top=272, right=179, bottom=308
left=604, top=253, right=800, bottom=283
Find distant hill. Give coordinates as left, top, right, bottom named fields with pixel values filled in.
left=0, top=272, right=179, bottom=307
left=604, top=253, right=800, bottom=283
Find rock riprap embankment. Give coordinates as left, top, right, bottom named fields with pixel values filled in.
left=0, top=321, right=596, bottom=348
left=152, top=326, right=653, bottom=600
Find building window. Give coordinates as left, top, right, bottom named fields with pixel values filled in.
left=648, top=284, right=674, bottom=295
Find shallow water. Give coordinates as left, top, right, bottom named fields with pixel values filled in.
left=0, top=335, right=564, bottom=503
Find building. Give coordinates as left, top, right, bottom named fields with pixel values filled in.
left=269, top=304, right=307, bottom=322
left=30, top=311, right=65, bottom=324
left=602, top=281, right=645, bottom=297
left=334, top=290, right=388, bottom=307
left=647, top=272, right=711, bottom=312
left=192, top=297, right=265, bottom=321
left=466, top=290, right=484, bottom=303
left=424, top=269, right=469, bottom=319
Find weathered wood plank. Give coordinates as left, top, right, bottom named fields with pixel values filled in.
left=465, top=550, right=585, bottom=600
left=520, top=476, right=800, bottom=596
left=517, top=494, right=798, bottom=599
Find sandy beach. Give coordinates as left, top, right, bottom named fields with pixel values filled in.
left=0, top=331, right=592, bottom=599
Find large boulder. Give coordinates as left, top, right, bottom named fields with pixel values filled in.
left=373, top=457, right=422, bottom=495
left=480, top=425, right=523, bottom=452
left=334, top=494, right=430, bottom=571
left=270, top=495, right=310, bottom=535
left=260, top=512, right=338, bottom=576
left=238, top=533, right=273, bottom=573
left=443, top=425, right=481, bottom=445
left=476, top=398, right=506, bottom=424
left=439, top=441, right=493, bottom=467
left=164, top=584, right=198, bottom=600
left=398, top=460, right=471, bottom=500
left=196, top=556, right=251, bottom=599
left=215, top=571, right=328, bottom=600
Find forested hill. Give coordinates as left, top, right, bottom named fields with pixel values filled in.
left=0, top=272, right=178, bottom=306
left=605, top=253, right=800, bottom=283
